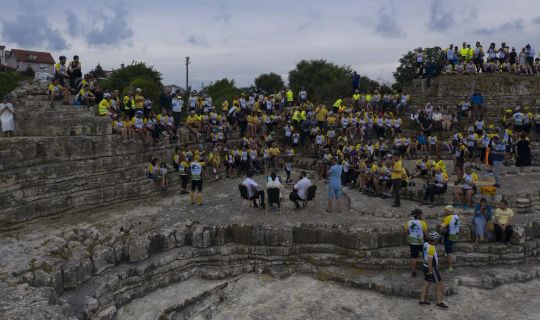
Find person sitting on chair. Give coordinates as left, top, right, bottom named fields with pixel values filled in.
left=242, top=171, right=265, bottom=209
left=290, top=171, right=311, bottom=209
left=266, top=172, right=283, bottom=210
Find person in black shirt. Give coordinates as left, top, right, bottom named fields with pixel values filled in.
left=509, top=47, right=517, bottom=65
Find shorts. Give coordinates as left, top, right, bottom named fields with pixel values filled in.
left=410, top=244, right=423, bottom=258
left=148, top=173, right=159, bottom=181
left=328, top=186, right=342, bottom=199
left=444, top=233, right=454, bottom=254
left=191, top=179, right=203, bottom=192
left=423, top=265, right=442, bottom=284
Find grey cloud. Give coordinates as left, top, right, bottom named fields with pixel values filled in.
left=214, top=1, right=232, bottom=27
left=0, top=5, right=68, bottom=50
left=298, top=10, right=322, bottom=31
left=66, top=3, right=133, bottom=47
left=474, top=19, right=523, bottom=35
left=427, top=0, right=454, bottom=32
left=374, top=5, right=405, bottom=38
left=533, top=17, right=540, bottom=24
left=186, top=35, right=208, bottom=47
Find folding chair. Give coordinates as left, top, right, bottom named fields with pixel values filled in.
left=266, top=187, right=282, bottom=214
left=302, top=185, right=317, bottom=209
left=238, top=184, right=251, bottom=213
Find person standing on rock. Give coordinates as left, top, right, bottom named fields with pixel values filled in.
left=327, top=158, right=342, bottom=213
left=420, top=231, right=448, bottom=309
left=440, top=205, right=460, bottom=273
left=189, top=155, right=205, bottom=206
left=515, top=133, right=531, bottom=174
left=404, top=209, right=428, bottom=277
left=0, top=96, right=15, bottom=137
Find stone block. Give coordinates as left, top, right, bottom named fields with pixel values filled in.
left=127, top=235, right=150, bottom=263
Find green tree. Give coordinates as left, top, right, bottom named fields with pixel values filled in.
left=254, top=72, right=284, bottom=94
left=393, top=47, right=445, bottom=90
left=204, top=78, right=242, bottom=112
left=91, top=63, right=106, bottom=78
left=0, top=72, right=31, bottom=98
left=128, top=78, right=162, bottom=105
left=288, top=59, right=380, bottom=103
left=102, top=61, right=162, bottom=98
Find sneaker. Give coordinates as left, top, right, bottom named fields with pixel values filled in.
left=436, top=302, right=449, bottom=309
left=419, top=301, right=431, bottom=305
left=494, top=184, right=501, bottom=187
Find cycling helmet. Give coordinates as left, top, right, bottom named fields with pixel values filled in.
left=59, top=55, right=67, bottom=60
left=428, top=231, right=441, bottom=241
left=73, top=55, right=79, bottom=59
left=411, top=208, right=422, bottom=217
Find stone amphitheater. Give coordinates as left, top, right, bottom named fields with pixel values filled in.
left=1, top=75, right=540, bottom=320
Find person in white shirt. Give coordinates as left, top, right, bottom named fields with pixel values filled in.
left=266, top=172, right=283, bottom=209
left=171, top=91, right=184, bottom=131
left=242, top=172, right=265, bottom=209
left=289, top=171, right=311, bottom=209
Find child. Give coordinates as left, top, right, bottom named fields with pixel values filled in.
left=147, top=158, right=159, bottom=182
left=178, top=155, right=189, bottom=194
left=284, top=157, right=292, bottom=183
left=159, top=162, right=168, bottom=189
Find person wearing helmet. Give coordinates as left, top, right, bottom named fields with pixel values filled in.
left=404, top=209, right=428, bottom=277
left=440, top=205, right=460, bottom=273
left=54, top=56, right=69, bottom=86
left=420, top=231, right=448, bottom=309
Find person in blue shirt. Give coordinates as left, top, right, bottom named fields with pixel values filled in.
left=473, top=198, right=493, bottom=244
left=470, top=90, right=484, bottom=115
left=327, top=158, right=343, bottom=213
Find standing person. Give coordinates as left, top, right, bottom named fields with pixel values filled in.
left=189, top=155, right=205, bottom=206
left=0, top=97, right=15, bottom=137
left=178, top=153, right=189, bottom=195
left=289, top=171, right=311, bottom=209
left=404, top=209, right=428, bottom=277
left=242, top=172, right=265, bottom=209
left=54, top=56, right=69, bottom=87
left=327, top=158, right=343, bottom=213
left=419, top=231, right=448, bottom=309
left=473, top=198, right=493, bottom=244
left=440, top=205, right=460, bottom=273
left=391, top=153, right=404, bottom=207
left=67, top=55, right=82, bottom=90
left=134, top=88, right=145, bottom=114
left=490, top=135, right=505, bottom=187
left=172, top=91, right=184, bottom=131
left=470, top=90, right=484, bottom=116
left=515, top=133, right=531, bottom=174
left=159, top=88, right=172, bottom=112
left=351, top=71, right=360, bottom=92
left=494, top=199, right=514, bottom=243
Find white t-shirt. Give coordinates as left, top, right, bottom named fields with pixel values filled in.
left=242, top=177, right=259, bottom=198
left=294, top=177, right=311, bottom=200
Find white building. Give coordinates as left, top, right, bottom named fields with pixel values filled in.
left=4, top=48, right=55, bottom=74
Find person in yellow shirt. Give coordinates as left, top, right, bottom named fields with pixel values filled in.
left=404, top=209, right=428, bottom=277
left=419, top=231, right=448, bottom=309
left=352, top=90, right=361, bottom=108
left=391, top=153, right=404, bottom=207
left=494, top=199, right=514, bottom=243
left=48, top=78, right=70, bottom=104
left=134, top=88, right=144, bottom=111
left=98, top=93, right=112, bottom=116
left=332, top=97, right=343, bottom=113
left=440, top=205, right=460, bottom=273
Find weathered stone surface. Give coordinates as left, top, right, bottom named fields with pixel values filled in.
left=127, top=235, right=151, bottom=263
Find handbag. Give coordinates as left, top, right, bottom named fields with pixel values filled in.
left=487, top=220, right=495, bottom=232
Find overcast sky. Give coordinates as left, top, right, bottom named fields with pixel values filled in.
left=2, top=0, right=540, bottom=89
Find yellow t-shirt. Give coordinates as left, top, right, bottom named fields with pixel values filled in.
left=316, top=108, right=328, bottom=121
left=134, top=94, right=144, bottom=109
left=495, top=208, right=514, bottom=225
left=391, top=159, right=403, bottom=179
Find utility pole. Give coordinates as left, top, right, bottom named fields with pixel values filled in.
left=185, top=56, right=191, bottom=95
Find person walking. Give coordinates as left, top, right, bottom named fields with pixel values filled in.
left=420, top=231, right=449, bottom=309
left=327, top=158, right=343, bottom=213
left=404, top=209, right=428, bottom=277
left=440, top=205, right=460, bottom=273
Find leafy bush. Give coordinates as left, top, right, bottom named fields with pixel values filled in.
left=204, top=78, right=242, bottom=112
left=101, top=61, right=163, bottom=100
left=393, top=47, right=445, bottom=90
left=0, top=72, right=32, bottom=99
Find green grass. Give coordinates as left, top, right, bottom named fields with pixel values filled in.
left=0, top=72, right=32, bottom=99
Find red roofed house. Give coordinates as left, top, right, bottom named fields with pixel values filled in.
left=4, top=48, right=55, bottom=74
